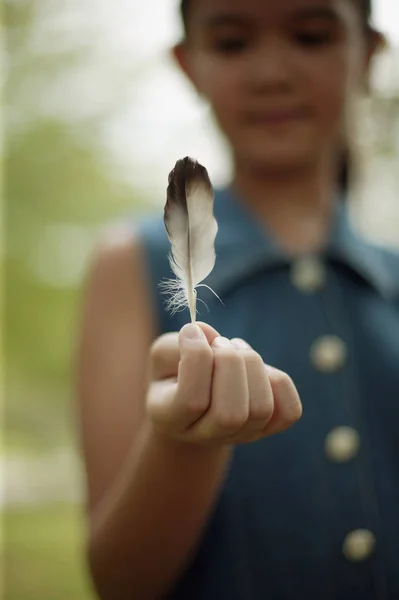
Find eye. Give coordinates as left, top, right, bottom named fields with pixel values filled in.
left=213, top=37, right=248, bottom=54
left=296, top=30, right=334, bottom=47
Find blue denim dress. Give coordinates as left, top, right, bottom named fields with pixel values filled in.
left=139, top=188, right=399, bottom=600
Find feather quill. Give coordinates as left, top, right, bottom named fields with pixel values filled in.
left=162, top=157, right=218, bottom=323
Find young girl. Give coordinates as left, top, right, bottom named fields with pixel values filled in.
left=77, top=1, right=399, bottom=599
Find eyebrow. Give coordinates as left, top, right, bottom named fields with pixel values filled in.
left=201, top=6, right=340, bottom=31
left=202, top=13, right=250, bottom=30
left=293, top=7, right=341, bottom=22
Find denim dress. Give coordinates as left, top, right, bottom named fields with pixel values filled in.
left=138, top=188, right=399, bottom=600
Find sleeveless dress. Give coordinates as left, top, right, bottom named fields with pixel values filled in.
left=138, top=188, right=399, bottom=600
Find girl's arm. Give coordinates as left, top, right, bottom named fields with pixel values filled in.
left=77, top=228, right=301, bottom=600
left=76, top=230, right=232, bottom=600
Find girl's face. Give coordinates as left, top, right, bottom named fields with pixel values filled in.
left=176, top=0, right=376, bottom=173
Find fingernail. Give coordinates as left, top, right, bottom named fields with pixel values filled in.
left=181, top=323, right=205, bottom=340
left=231, top=338, right=251, bottom=350
left=212, top=336, right=232, bottom=348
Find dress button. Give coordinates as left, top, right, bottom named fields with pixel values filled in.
left=310, top=335, right=347, bottom=373
left=325, top=426, right=360, bottom=463
left=342, top=529, right=376, bottom=562
left=290, top=255, right=326, bottom=293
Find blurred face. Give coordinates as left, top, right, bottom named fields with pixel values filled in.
left=176, top=0, right=373, bottom=173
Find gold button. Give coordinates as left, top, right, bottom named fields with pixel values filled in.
left=325, top=427, right=360, bottom=463
left=310, top=335, right=347, bottom=373
left=342, top=529, right=376, bottom=562
left=290, top=256, right=326, bottom=293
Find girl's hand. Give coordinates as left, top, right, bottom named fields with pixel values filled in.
left=146, top=322, right=302, bottom=445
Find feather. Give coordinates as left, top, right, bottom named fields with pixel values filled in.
left=161, top=156, right=218, bottom=323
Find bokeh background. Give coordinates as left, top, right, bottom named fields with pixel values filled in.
left=3, top=0, right=399, bottom=598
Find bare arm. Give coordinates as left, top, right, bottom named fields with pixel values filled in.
left=76, top=230, right=232, bottom=600
left=77, top=227, right=302, bottom=600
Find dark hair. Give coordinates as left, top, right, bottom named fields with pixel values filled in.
left=180, top=0, right=374, bottom=193
left=180, top=0, right=372, bottom=32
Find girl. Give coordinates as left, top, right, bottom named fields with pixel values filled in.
left=77, top=1, right=399, bottom=599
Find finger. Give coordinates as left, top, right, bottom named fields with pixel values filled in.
left=148, top=324, right=214, bottom=430
left=191, top=337, right=249, bottom=440
left=150, top=322, right=220, bottom=381
left=230, top=339, right=274, bottom=441
left=150, top=332, right=180, bottom=380
left=263, top=367, right=302, bottom=436
left=167, top=323, right=214, bottom=428
left=196, top=322, right=220, bottom=346
left=230, top=338, right=253, bottom=349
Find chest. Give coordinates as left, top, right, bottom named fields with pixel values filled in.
left=199, top=262, right=399, bottom=598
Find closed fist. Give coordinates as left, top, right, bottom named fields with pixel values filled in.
left=146, top=322, right=302, bottom=445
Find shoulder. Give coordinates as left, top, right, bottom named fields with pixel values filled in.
left=82, top=216, right=176, bottom=336
left=87, top=212, right=168, bottom=282
left=375, top=243, right=399, bottom=267
left=88, top=224, right=139, bottom=281
left=136, top=213, right=169, bottom=251
left=83, top=223, right=152, bottom=317
left=366, top=240, right=399, bottom=302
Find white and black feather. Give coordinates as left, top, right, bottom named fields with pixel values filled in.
left=161, top=157, right=218, bottom=322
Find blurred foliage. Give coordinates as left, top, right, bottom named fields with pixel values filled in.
left=6, top=121, right=131, bottom=382
left=4, top=0, right=143, bottom=451
left=4, top=504, right=94, bottom=600
left=4, top=0, right=144, bottom=595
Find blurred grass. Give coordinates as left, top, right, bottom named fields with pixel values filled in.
left=4, top=503, right=94, bottom=600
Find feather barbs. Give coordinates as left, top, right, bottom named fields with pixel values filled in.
left=161, top=157, right=219, bottom=323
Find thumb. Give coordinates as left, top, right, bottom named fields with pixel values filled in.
left=189, top=321, right=220, bottom=347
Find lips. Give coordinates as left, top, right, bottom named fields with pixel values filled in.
left=242, top=107, right=310, bottom=125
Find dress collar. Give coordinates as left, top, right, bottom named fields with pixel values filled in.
left=206, top=187, right=399, bottom=301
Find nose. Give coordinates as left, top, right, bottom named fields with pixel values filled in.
left=244, top=35, right=294, bottom=93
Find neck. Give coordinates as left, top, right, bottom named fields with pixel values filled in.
left=232, top=160, right=339, bottom=256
